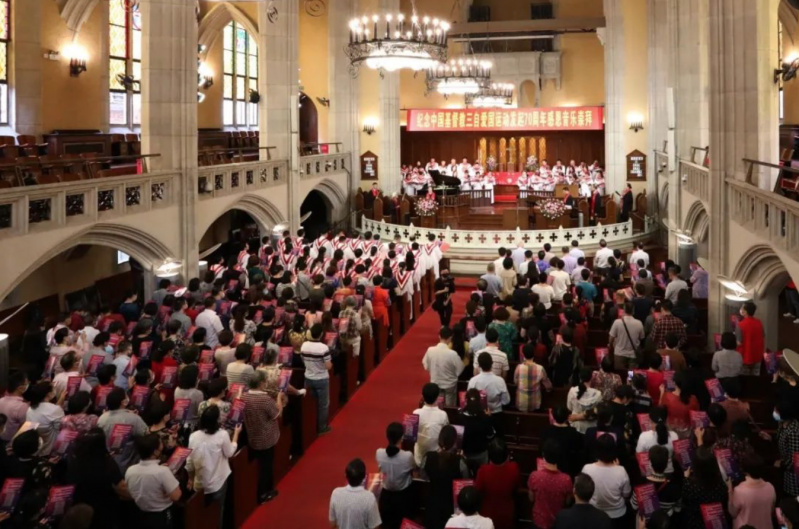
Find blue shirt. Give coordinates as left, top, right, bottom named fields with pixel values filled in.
left=577, top=280, right=597, bottom=302
left=537, top=261, right=551, bottom=274
left=479, top=274, right=503, bottom=297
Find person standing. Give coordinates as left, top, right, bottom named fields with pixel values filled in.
left=195, top=297, right=224, bottom=348
left=301, top=324, right=333, bottom=434
left=728, top=453, right=776, bottom=529
left=580, top=435, right=631, bottom=526
left=329, top=459, right=382, bottom=529
left=243, top=370, right=286, bottom=504
left=552, top=473, right=612, bottom=529
left=735, top=301, right=765, bottom=376
left=376, top=423, right=417, bottom=529
left=663, top=267, right=688, bottom=304
left=125, top=434, right=182, bottom=529
left=468, top=353, right=511, bottom=419
left=422, top=328, right=465, bottom=407
left=412, top=383, right=450, bottom=466
left=446, top=486, right=495, bottom=529
left=0, top=372, right=29, bottom=442
left=527, top=440, right=573, bottom=529
left=608, top=301, right=644, bottom=370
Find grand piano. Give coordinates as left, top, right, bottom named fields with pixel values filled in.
left=428, top=169, right=461, bottom=197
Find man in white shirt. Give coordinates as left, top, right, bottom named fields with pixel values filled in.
left=542, top=243, right=556, bottom=264
left=422, top=328, right=465, bottom=406
left=467, top=353, right=510, bottom=415
left=629, top=241, right=650, bottom=268
left=473, top=328, right=509, bottom=378
left=594, top=239, right=614, bottom=270
left=125, top=434, right=182, bottom=527
left=195, top=297, right=224, bottom=348
left=569, top=240, right=585, bottom=260
left=532, top=273, right=555, bottom=309
left=46, top=313, right=72, bottom=347
left=549, top=259, right=572, bottom=301
left=519, top=250, right=535, bottom=276
left=329, top=459, right=382, bottom=529
left=412, top=383, right=450, bottom=465
left=664, top=266, right=689, bottom=303
left=608, top=301, right=645, bottom=370
left=492, top=248, right=508, bottom=274
left=446, top=486, right=495, bottom=529
left=571, top=257, right=588, bottom=284
left=510, top=242, right=527, bottom=271
left=52, top=352, right=92, bottom=397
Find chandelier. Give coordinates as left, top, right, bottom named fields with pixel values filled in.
left=346, top=12, right=449, bottom=74
left=426, top=58, right=492, bottom=96
left=466, top=83, right=515, bottom=108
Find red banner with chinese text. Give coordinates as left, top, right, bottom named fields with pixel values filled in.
left=406, top=107, right=604, bottom=132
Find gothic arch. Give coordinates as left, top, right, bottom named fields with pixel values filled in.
left=683, top=200, right=709, bottom=243
left=780, top=0, right=798, bottom=46
left=730, top=244, right=791, bottom=296
left=313, top=178, right=348, bottom=221
left=197, top=194, right=285, bottom=241
left=1, top=223, right=173, bottom=302
left=198, top=2, right=259, bottom=58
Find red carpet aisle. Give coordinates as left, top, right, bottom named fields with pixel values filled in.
left=242, top=290, right=471, bottom=529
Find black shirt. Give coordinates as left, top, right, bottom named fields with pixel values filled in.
left=553, top=503, right=612, bottom=529
left=460, top=411, right=495, bottom=456
left=632, top=297, right=654, bottom=323
left=540, top=425, right=584, bottom=477
left=66, top=456, right=124, bottom=529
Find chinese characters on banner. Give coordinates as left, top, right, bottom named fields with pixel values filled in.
left=406, top=107, right=605, bottom=132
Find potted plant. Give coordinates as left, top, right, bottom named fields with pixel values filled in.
left=415, top=197, right=438, bottom=228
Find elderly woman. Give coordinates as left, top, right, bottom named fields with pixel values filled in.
left=257, top=348, right=304, bottom=398
left=338, top=295, right=364, bottom=358
left=243, top=369, right=286, bottom=504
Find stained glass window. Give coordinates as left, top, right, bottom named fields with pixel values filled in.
left=109, top=0, right=141, bottom=128
left=222, top=21, right=258, bottom=128
left=0, top=0, right=9, bottom=124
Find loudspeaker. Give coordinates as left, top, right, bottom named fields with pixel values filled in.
left=677, top=242, right=697, bottom=280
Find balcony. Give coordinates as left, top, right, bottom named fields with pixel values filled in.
left=680, top=158, right=709, bottom=204
left=0, top=170, right=179, bottom=239
left=300, top=152, right=351, bottom=180
left=727, top=177, right=799, bottom=253
left=197, top=159, right=289, bottom=199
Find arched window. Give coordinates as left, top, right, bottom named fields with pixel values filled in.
left=109, top=0, right=141, bottom=128
left=0, top=0, right=10, bottom=125
left=223, top=21, right=258, bottom=128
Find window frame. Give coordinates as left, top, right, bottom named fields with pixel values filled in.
left=222, top=21, right=258, bottom=129
left=0, top=0, right=11, bottom=126
left=109, top=0, right=141, bottom=130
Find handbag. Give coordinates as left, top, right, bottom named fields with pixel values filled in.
left=620, top=316, right=645, bottom=365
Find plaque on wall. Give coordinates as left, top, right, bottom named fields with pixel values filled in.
left=627, top=149, right=647, bottom=181
left=361, top=151, right=378, bottom=181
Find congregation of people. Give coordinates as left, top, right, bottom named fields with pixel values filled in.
left=0, top=228, right=446, bottom=529
left=326, top=238, right=799, bottom=529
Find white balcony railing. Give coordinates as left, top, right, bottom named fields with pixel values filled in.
left=300, top=152, right=350, bottom=180
left=727, top=178, right=799, bottom=253
left=0, top=170, right=180, bottom=239
left=363, top=216, right=658, bottom=252
left=197, top=159, right=289, bottom=199
left=680, top=158, right=710, bottom=203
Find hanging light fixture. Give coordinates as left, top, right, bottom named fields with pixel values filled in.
left=346, top=5, right=449, bottom=75
left=466, top=83, right=515, bottom=108
left=426, top=58, right=492, bottom=96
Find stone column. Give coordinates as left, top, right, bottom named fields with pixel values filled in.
left=328, top=0, right=361, bottom=189
left=673, top=0, right=709, bottom=160
left=707, top=0, right=780, bottom=333
left=377, top=0, right=401, bottom=197
left=646, top=0, right=669, bottom=217
left=140, top=0, right=199, bottom=280
left=260, top=0, right=300, bottom=230
left=11, top=0, right=42, bottom=136
left=602, top=0, right=626, bottom=195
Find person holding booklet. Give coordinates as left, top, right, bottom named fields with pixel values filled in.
left=243, top=369, right=285, bottom=505
left=61, top=392, right=98, bottom=434
left=144, top=401, right=179, bottom=464
left=680, top=447, right=729, bottom=529
left=635, top=407, right=679, bottom=474
left=580, top=434, right=631, bottom=526
left=301, top=324, right=334, bottom=435
left=422, top=425, right=470, bottom=529
left=527, top=440, right=573, bottom=529
left=375, top=422, right=417, bottom=529
left=628, top=445, right=681, bottom=517
left=125, top=434, right=182, bottom=529
left=328, top=458, right=382, bottom=529
left=97, top=388, right=148, bottom=473
left=727, top=453, right=776, bottom=529
left=445, top=485, right=495, bottom=529
left=459, top=389, right=496, bottom=474
left=26, top=381, right=66, bottom=456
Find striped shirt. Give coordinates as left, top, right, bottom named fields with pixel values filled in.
left=514, top=362, right=550, bottom=412
left=329, top=485, right=382, bottom=529
left=300, top=341, right=332, bottom=380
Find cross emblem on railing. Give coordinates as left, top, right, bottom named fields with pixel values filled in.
left=550, top=234, right=559, bottom=243
left=464, top=234, right=472, bottom=243
left=426, top=232, right=434, bottom=239
left=478, top=234, right=487, bottom=244
left=492, top=234, right=501, bottom=244
left=522, top=234, right=530, bottom=243
left=612, top=227, right=620, bottom=236
left=536, top=233, right=545, bottom=243
left=506, top=234, right=515, bottom=244
left=438, top=233, right=446, bottom=241
left=589, top=230, right=597, bottom=238
left=402, top=229, right=409, bottom=238
left=564, top=232, right=572, bottom=241
left=452, top=234, right=459, bottom=242
left=602, top=228, right=609, bottom=237
left=622, top=225, right=629, bottom=234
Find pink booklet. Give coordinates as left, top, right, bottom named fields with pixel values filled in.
left=66, top=376, right=83, bottom=399
left=690, top=410, right=710, bottom=428
left=278, top=368, right=292, bottom=393
left=637, top=413, right=652, bottom=432
left=401, top=414, right=419, bottom=442
left=86, top=355, right=106, bottom=376
left=53, top=429, right=80, bottom=456
left=198, top=363, right=215, bottom=382
left=700, top=502, right=729, bottom=529
left=130, top=385, right=150, bottom=411
left=704, top=379, right=726, bottom=402
left=171, top=399, right=191, bottom=422
left=227, top=382, right=247, bottom=401
left=164, top=447, right=192, bottom=474
left=94, top=385, right=114, bottom=410
left=250, top=346, right=265, bottom=366
left=634, top=483, right=660, bottom=518
left=636, top=451, right=652, bottom=476
left=122, top=354, right=138, bottom=377
left=399, top=520, right=425, bottom=529
left=278, top=346, right=294, bottom=365
left=673, top=438, right=694, bottom=469
left=107, top=424, right=133, bottom=452
left=160, top=366, right=178, bottom=389
left=44, top=485, right=75, bottom=518
left=452, top=479, right=474, bottom=514
left=0, top=478, right=24, bottom=513
left=226, top=399, right=246, bottom=428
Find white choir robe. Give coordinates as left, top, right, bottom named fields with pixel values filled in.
left=483, top=178, right=495, bottom=204
left=423, top=242, right=442, bottom=279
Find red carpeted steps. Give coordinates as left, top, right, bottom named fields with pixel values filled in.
left=242, top=291, right=471, bottom=529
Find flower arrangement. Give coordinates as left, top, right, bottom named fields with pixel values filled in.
left=486, top=155, right=498, bottom=172
left=525, top=155, right=538, bottom=172
left=540, top=198, right=566, bottom=220
left=415, top=197, right=438, bottom=217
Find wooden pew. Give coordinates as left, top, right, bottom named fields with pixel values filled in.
left=360, top=330, right=376, bottom=381
left=231, top=448, right=259, bottom=528
left=390, top=303, right=402, bottom=350
left=412, top=288, right=422, bottom=323
left=183, top=490, right=220, bottom=529
left=329, top=369, right=342, bottom=419
left=373, top=320, right=389, bottom=364
left=343, top=346, right=359, bottom=402
left=402, top=294, right=412, bottom=333
left=274, top=421, right=293, bottom=484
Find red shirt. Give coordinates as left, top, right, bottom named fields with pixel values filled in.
left=661, top=391, right=699, bottom=430
left=646, top=370, right=665, bottom=402
left=527, top=468, right=573, bottom=529
left=475, top=461, right=522, bottom=529
left=737, top=316, right=765, bottom=365
left=185, top=307, right=200, bottom=323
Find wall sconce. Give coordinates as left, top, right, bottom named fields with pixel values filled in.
left=316, top=97, right=330, bottom=107
left=64, top=43, right=88, bottom=77
left=628, top=113, right=644, bottom=133
left=198, top=62, right=214, bottom=90
left=774, top=53, right=799, bottom=83
left=363, top=117, right=377, bottom=135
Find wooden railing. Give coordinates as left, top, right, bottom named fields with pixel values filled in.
left=299, top=152, right=351, bottom=180
left=680, top=158, right=710, bottom=203
left=197, top=159, right=288, bottom=199
left=0, top=170, right=179, bottom=238
left=727, top=177, right=799, bottom=253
